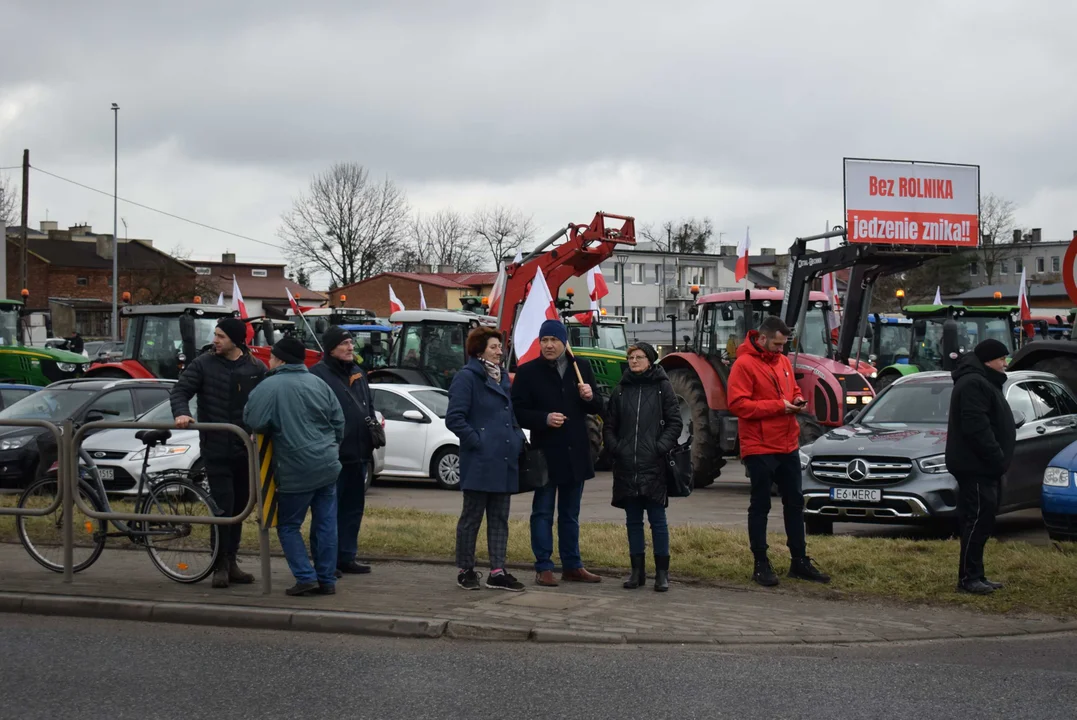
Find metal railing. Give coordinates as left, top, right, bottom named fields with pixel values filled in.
left=0, top=418, right=65, bottom=518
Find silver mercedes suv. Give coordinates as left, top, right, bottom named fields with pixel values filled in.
left=800, top=371, right=1077, bottom=534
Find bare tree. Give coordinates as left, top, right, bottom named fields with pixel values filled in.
left=640, top=218, right=714, bottom=253
left=131, top=244, right=217, bottom=305
left=470, top=204, right=536, bottom=266
left=408, top=208, right=485, bottom=273
left=278, top=163, right=410, bottom=289
left=974, top=193, right=1019, bottom=286
left=0, top=175, right=16, bottom=228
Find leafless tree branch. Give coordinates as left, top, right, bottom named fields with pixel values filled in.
left=975, top=192, right=1019, bottom=285
left=470, top=204, right=536, bottom=266
left=407, top=208, right=485, bottom=273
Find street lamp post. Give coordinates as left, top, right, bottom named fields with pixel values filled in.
left=111, top=103, right=119, bottom=341
left=616, top=253, right=629, bottom=317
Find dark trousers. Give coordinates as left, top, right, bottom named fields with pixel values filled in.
left=624, top=498, right=669, bottom=557
left=204, top=452, right=251, bottom=560
left=743, top=451, right=807, bottom=559
left=276, top=484, right=338, bottom=587
left=956, top=474, right=999, bottom=584
left=531, top=481, right=585, bottom=573
left=456, top=490, right=512, bottom=570
left=314, top=461, right=366, bottom=567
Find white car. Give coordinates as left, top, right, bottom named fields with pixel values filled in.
left=370, top=384, right=462, bottom=489
left=82, top=397, right=386, bottom=494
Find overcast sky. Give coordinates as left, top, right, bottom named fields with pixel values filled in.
left=2, top=0, right=1074, bottom=283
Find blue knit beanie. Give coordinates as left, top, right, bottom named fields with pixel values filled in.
left=539, top=318, right=568, bottom=344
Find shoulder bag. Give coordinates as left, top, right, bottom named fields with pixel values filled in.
left=515, top=439, right=549, bottom=493
left=664, top=434, right=694, bottom=498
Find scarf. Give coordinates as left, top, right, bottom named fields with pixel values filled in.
left=482, top=358, right=502, bottom=383
left=553, top=352, right=569, bottom=378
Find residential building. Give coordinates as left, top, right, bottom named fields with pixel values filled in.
left=191, top=253, right=320, bottom=319
left=954, top=282, right=1073, bottom=316
left=332, top=271, right=497, bottom=316
left=967, top=230, right=1077, bottom=285
left=5, top=221, right=200, bottom=339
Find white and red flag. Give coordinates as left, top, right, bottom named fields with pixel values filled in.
left=286, top=287, right=317, bottom=315
left=388, top=285, right=405, bottom=314
left=734, top=227, right=751, bottom=283
left=513, top=268, right=558, bottom=364
left=1018, top=268, right=1034, bottom=337
left=419, top=284, right=428, bottom=310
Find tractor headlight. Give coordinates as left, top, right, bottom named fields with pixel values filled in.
left=57, top=362, right=78, bottom=373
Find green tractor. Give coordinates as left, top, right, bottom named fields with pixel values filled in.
left=0, top=300, right=91, bottom=386
left=564, top=313, right=629, bottom=397
left=873, top=304, right=1018, bottom=390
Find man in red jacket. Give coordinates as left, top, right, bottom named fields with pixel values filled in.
left=727, top=316, right=830, bottom=587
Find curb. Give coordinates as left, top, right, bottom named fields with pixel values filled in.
left=3, top=591, right=1076, bottom=646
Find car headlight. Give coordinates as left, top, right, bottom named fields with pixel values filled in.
left=0, top=434, right=34, bottom=450
left=130, top=445, right=191, bottom=461
left=1044, top=467, right=1071, bottom=488
left=799, top=449, right=811, bottom=470
left=917, top=454, right=948, bottom=474
left=57, top=362, right=78, bottom=373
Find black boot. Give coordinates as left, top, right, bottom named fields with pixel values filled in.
left=654, top=555, right=670, bottom=593
left=227, top=554, right=255, bottom=584
left=753, top=556, right=779, bottom=587
left=623, top=554, right=646, bottom=589
left=211, top=556, right=229, bottom=589
left=789, top=556, right=831, bottom=584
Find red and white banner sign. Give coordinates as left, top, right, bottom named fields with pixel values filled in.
left=844, top=159, right=980, bottom=247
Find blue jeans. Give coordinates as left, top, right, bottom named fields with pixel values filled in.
left=625, top=498, right=669, bottom=556
left=531, top=481, right=584, bottom=572
left=276, top=484, right=338, bottom=586
left=310, top=461, right=366, bottom=566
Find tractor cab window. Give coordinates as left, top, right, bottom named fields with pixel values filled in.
left=393, top=322, right=466, bottom=388
left=595, top=324, right=628, bottom=352
left=0, top=309, right=20, bottom=346
left=568, top=325, right=594, bottom=348
left=137, top=316, right=185, bottom=379
left=794, top=304, right=830, bottom=357
left=710, top=300, right=781, bottom=358
left=352, top=330, right=389, bottom=372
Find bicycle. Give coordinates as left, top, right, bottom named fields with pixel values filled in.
left=16, top=428, right=221, bottom=583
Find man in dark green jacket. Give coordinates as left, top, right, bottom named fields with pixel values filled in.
left=244, top=336, right=345, bottom=597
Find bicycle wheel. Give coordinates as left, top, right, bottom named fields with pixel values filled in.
left=141, top=477, right=219, bottom=583
left=16, top=478, right=107, bottom=573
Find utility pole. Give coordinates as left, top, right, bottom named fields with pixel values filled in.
left=20, top=149, right=29, bottom=299
left=111, top=103, right=119, bottom=341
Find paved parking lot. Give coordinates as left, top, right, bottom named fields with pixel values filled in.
left=369, top=465, right=1050, bottom=544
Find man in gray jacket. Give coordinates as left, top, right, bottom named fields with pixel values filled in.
left=244, top=336, right=345, bottom=597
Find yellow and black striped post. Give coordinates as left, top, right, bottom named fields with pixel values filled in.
left=256, top=433, right=278, bottom=529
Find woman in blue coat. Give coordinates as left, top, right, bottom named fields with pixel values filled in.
left=446, top=327, right=527, bottom=592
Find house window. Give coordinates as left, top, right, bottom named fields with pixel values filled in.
left=999, top=259, right=1008, bottom=275
left=1052, top=256, right=1061, bottom=273
left=1036, top=257, right=1045, bottom=273
left=655, top=306, right=665, bottom=321
left=612, top=265, right=622, bottom=284
left=681, top=266, right=705, bottom=286
left=630, top=307, right=646, bottom=323
left=76, top=277, right=88, bottom=286
left=251, top=269, right=268, bottom=278
left=1015, top=257, right=1024, bottom=273
left=654, top=265, right=662, bottom=285
left=195, top=267, right=212, bottom=275
left=75, top=310, right=111, bottom=338
left=632, top=263, right=644, bottom=284
left=969, top=261, right=978, bottom=276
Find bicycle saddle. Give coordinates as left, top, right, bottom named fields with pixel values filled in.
left=136, top=429, right=172, bottom=447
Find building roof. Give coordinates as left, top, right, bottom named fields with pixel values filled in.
left=214, top=274, right=319, bottom=302
left=954, top=283, right=1072, bottom=301
left=7, top=236, right=191, bottom=272
left=5, top=225, right=48, bottom=239
left=338, top=271, right=496, bottom=294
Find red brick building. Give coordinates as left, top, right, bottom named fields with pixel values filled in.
left=189, top=253, right=321, bottom=319
left=333, top=271, right=497, bottom=316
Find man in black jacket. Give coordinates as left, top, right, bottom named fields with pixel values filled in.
left=310, top=326, right=376, bottom=576
left=171, top=317, right=267, bottom=588
left=945, top=338, right=1017, bottom=595
left=512, top=319, right=605, bottom=587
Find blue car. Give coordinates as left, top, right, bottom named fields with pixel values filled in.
left=1043, top=440, right=1077, bottom=542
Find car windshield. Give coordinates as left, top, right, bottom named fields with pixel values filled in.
left=859, top=382, right=952, bottom=425
left=0, top=308, right=20, bottom=346
left=0, top=388, right=96, bottom=420
left=410, top=389, right=449, bottom=418
left=138, top=397, right=197, bottom=423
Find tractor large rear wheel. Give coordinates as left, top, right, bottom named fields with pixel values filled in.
left=1028, top=356, right=1077, bottom=399
left=587, top=415, right=610, bottom=471
left=667, top=368, right=725, bottom=488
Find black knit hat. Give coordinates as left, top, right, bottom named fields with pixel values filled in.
left=631, top=341, right=659, bottom=365
left=216, top=317, right=247, bottom=348
left=271, top=336, right=307, bottom=365
left=322, top=326, right=352, bottom=353
left=974, top=338, right=1009, bottom=364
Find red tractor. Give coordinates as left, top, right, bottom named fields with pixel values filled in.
left=85, top=304, right=319, bottom=380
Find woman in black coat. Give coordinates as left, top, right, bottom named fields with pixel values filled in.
left=603, top=342, right=683, bottom=592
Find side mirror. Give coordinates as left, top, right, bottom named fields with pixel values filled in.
left=868, top=354, right=877, bottom=365
left=401, top=409, right=427, bottom=422
left=1013, top=410, right=1027, bottom=429
left=843, top=410, right=861, bottom=425
left=721, top=304, right=735, bottom=322
left=84, top=408, right=121, bottom=424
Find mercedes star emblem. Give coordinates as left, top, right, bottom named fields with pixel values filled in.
left=846, top=458, right=869, bottom=482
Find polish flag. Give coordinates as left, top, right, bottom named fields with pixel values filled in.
left=588, top=266, right=609, bottom=301
left=388, top=285, right=405, bottom=314
left=734, top=227, right=751, bottom=283
left=232, top=275, right=253, bottom=345
left=215, top=291, right=224, bottom=306
left=933, top=287, right=943, bottom=306
left=822, top=235, right=839, bottom=325
left=286, top=287, right=317, bottom=315
left=573, top=298, right=599, bottom=327
left=488, top=261, right=507, bottom=316
left=513, top=249, right=523, bottom=264
left=513, top=268, right=558, bottom=364
left=419, top=284, right=428, bottom=310
left=1017, top=268, right=1034, bottom=337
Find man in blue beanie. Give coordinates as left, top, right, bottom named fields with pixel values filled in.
left=511, top=318, right=605, bottom=586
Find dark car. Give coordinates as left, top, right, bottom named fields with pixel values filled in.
left=800, top=371, right=1077, bottom=534
left=0, top=378, right=175, bottom=490
left=0, top=384, right=40, bottom=411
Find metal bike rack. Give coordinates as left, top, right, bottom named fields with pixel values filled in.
left=67, top=420, right=272, bottom=594
left=0, top=418, right=65, bottom=518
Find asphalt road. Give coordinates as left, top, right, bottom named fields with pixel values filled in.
left=369, top=467, right=1050, bottom=544
left=1, top=614, right=1074, bottom=719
